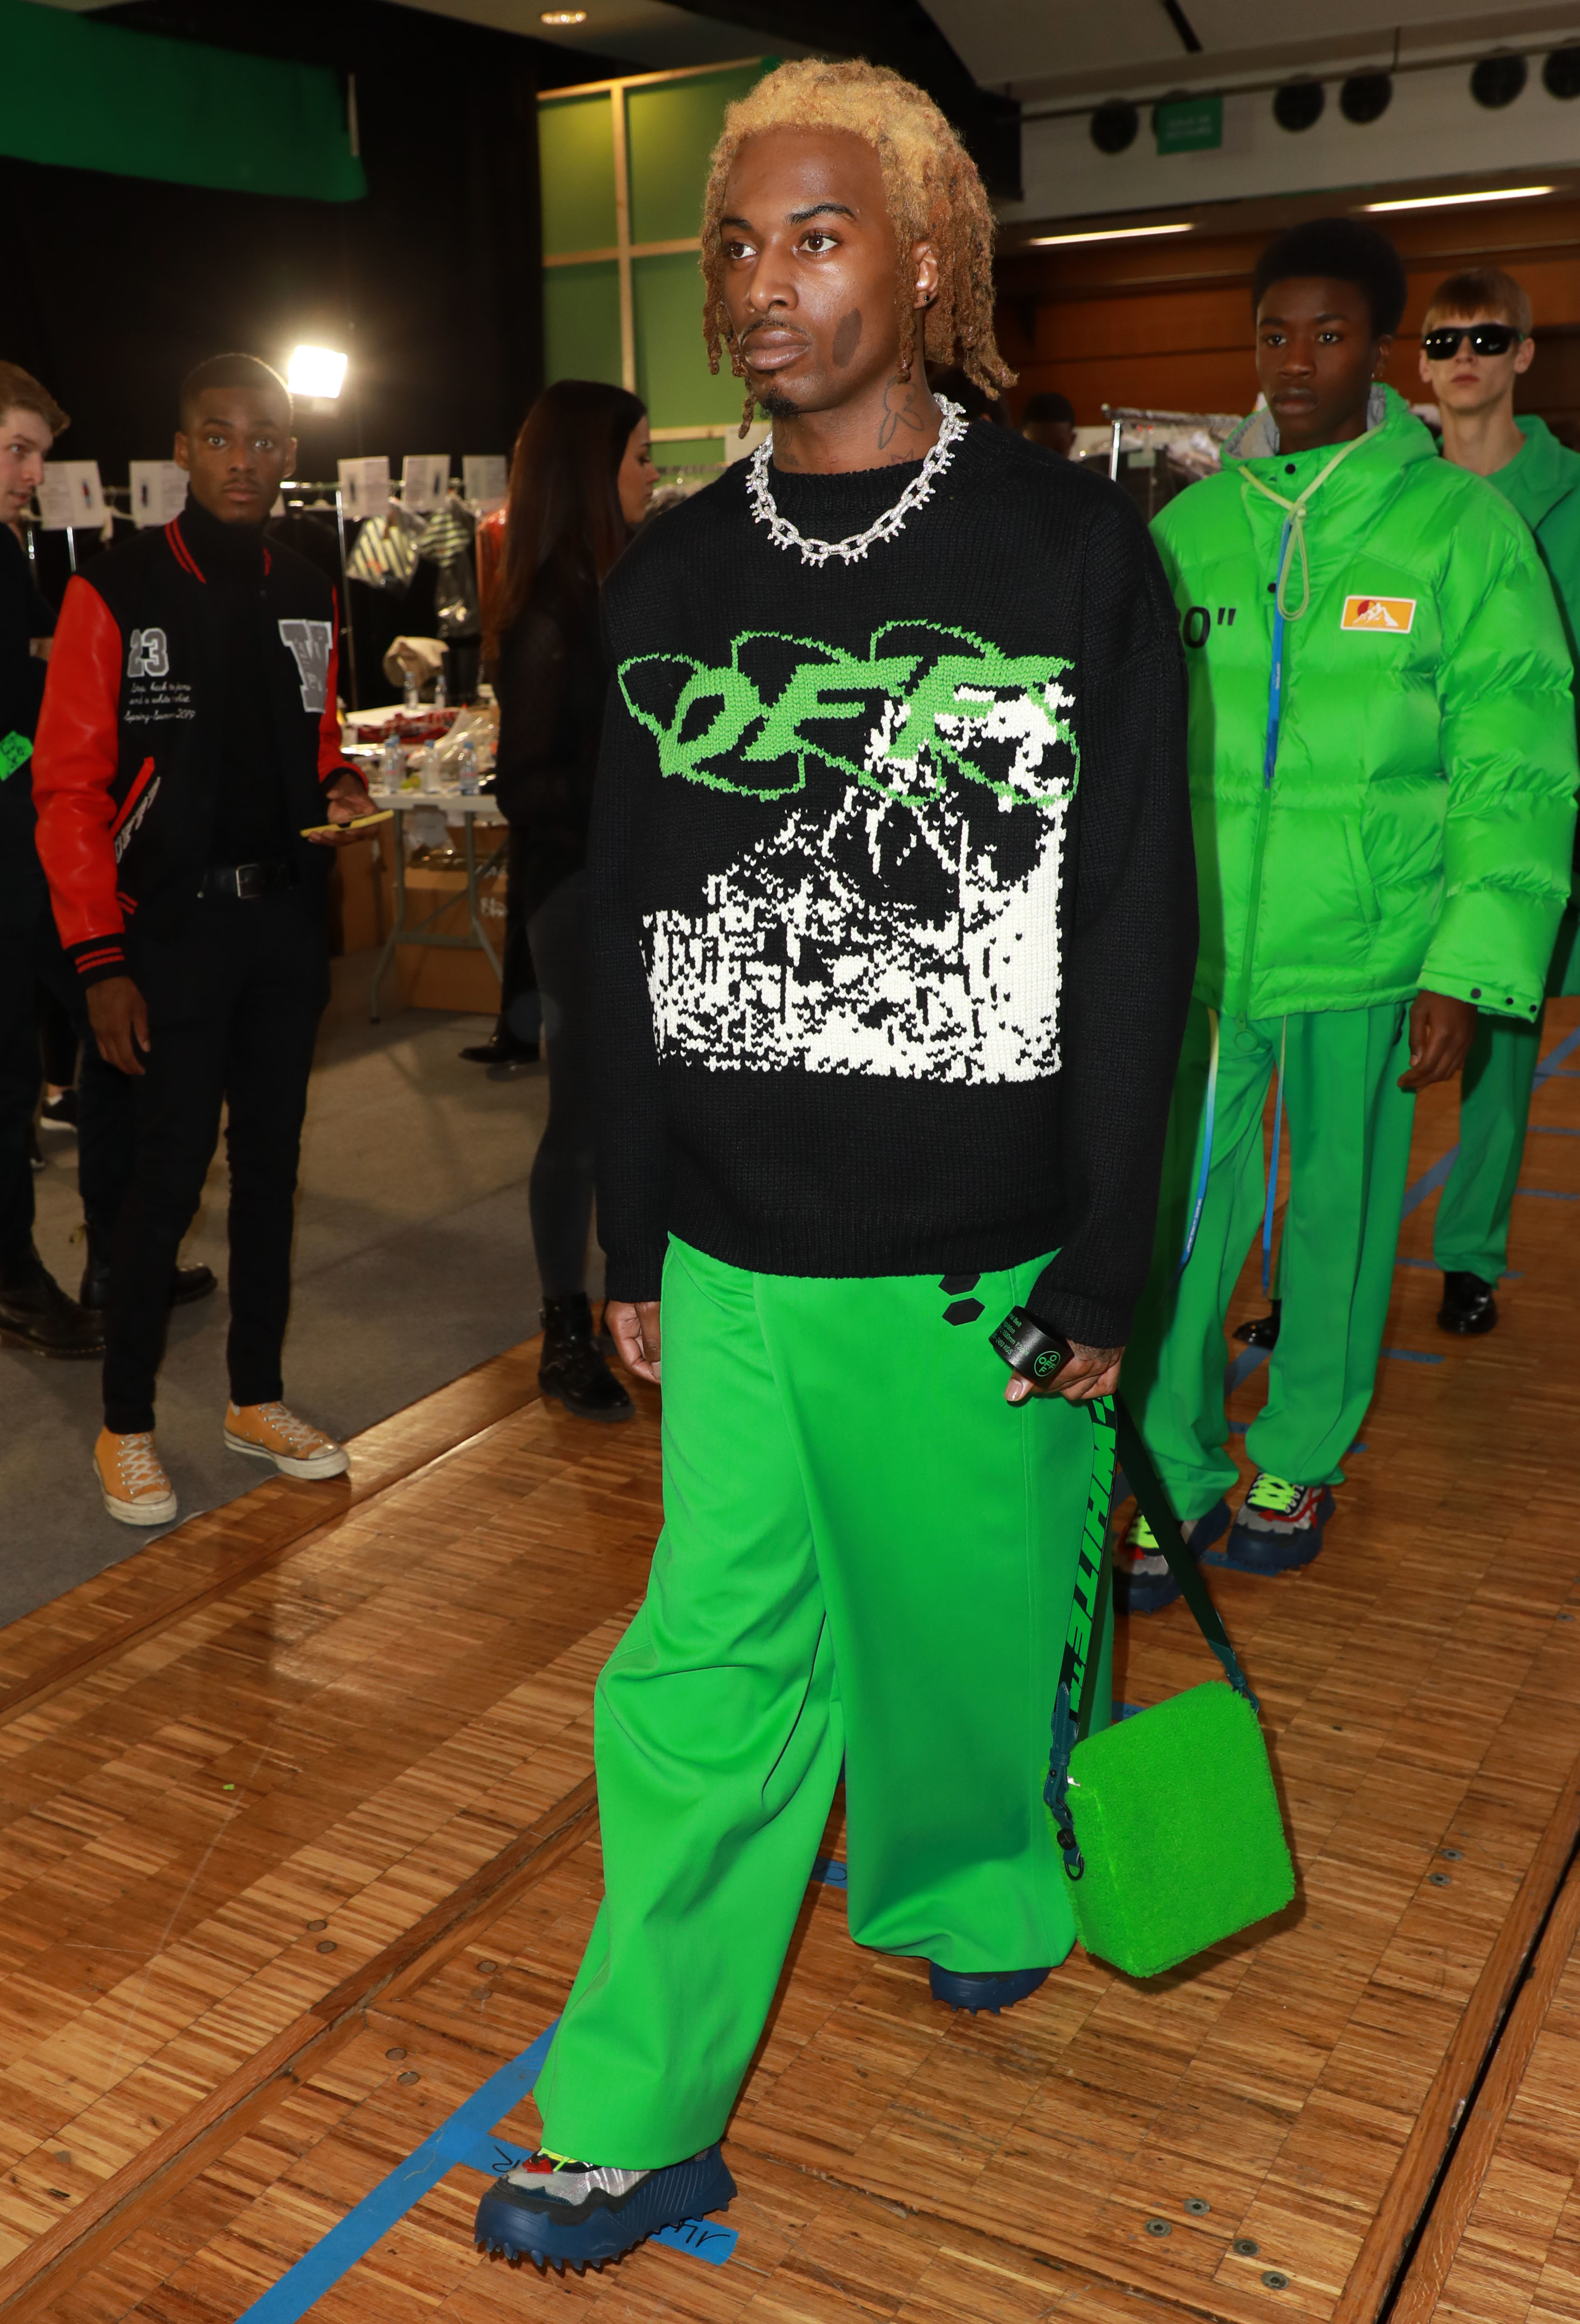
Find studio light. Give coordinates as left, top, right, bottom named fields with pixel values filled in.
left=286, top=345, right=348, bottom=399
left=540, top=10, right=588, bottom=21
left=1026, top=222, right=1193, bottom=248
left=1365, top=186, right=1553, bottom=212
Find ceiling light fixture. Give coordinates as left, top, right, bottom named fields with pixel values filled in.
left=540, top=9, right=588, bottom=21
left=1365, top=184, right=1553, bottom=211
left=286, top=345, right=347, bottom=398
left=1026, top=221, right=1193, bottom=247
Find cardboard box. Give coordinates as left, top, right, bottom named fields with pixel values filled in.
left=378, top=856, right=507, bottom=1015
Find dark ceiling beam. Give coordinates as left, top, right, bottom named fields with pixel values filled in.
left=665, top=0, right=1021, bottom=198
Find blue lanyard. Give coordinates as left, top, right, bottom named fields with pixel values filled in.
left=1262, top=517, right=1291, bottom=790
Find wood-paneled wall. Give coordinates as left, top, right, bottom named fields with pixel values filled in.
left=996, top=193, right=1580, bottom=432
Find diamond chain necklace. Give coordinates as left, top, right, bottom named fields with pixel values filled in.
left=745, top=397, right=967, bottom=567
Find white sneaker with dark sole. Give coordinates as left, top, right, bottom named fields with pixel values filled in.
left=222, top=1401, right=350, bottom=1479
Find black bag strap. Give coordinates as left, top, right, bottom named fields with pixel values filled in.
left=1045, top=1394, right=1257, bottom=1883
left=1113, top=1397, right=1258, bottom=1708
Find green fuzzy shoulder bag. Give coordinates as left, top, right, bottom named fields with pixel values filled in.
left=1046, top=1398, right=1295, bottom=1979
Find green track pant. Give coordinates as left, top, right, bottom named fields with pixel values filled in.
left=533, top=1236, right=1113, bottom=2167
left=1433, top=1014, right=1543, bottom=1282
left=1122, top=1002, right=1414, bottom=1521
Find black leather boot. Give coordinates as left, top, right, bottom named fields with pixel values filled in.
left=539, top=1293, right=634, bottom=1423
left=1438, top=1270, right=1498, bottom=1335
left=1233, top=1299, right=1282, bottom=1349
left=79, top=1235, right=217, bottom=1314
left=459, top=1026, right=539, bottom=1067
left=0, top=1252, right=104, bottom=1358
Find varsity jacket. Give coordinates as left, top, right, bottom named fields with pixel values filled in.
left=31, top=503, right=355, bottom=983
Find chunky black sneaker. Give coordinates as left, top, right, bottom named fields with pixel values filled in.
left=474, top=2145, right=736, bottom=2274
left=928, top=1963, right=1050, bottom=2015
left=1114, top=1496, right=1231, bottom=1615
left=539, top=1294, right=634, bottom=1423
left=1438, top=1270, right=1497, bottom=1336
left=1214, top=1471, right=1334, bottom=1575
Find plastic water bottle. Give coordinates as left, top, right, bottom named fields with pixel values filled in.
left=457, top=736, right=478, bottom=796
left=435, top=666, right=448, bottom=711
left=379, top=735, right=404, bottom=791
left=402, top=667, right=420, bottom=713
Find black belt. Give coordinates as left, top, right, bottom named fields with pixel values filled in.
left=199, top=860, right=298, bottom=901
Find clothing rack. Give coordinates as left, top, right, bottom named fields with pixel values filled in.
left=1101, top=405, right=1244, bottom=481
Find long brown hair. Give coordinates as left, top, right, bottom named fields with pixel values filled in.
left=489, top=379, right=645, bottom=652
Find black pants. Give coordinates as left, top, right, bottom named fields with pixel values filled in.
left=0, top=909, right=131, bottom=1283
left=102, top=889, right=328, bottom=1434
left=526, top=869, right=594, bottom=1298
left=499, top=825, right=542, bottom=1047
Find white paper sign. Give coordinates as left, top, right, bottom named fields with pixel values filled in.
left=401, top=455, right=450, bottom=513
left=128, top=460, right=187, bottom=527
left=338, top=455, right=391, bottom=520
left=462, top=455, right=508, bottom=513
left=37, top=460, right=105, bottom=531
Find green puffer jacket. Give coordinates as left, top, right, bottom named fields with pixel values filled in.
left=1490, top=414, right=1580, bottom=658
left=1152, top=386, right=1578, bottom=1024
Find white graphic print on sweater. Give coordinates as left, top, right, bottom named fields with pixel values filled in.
left=619, top=622, right=1079, bottom=1086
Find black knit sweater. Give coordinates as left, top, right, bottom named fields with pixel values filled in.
left=589, top=421, right=1196, bottom=1348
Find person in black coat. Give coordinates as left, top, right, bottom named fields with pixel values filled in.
left=489, top=379, right=653, bottom=1421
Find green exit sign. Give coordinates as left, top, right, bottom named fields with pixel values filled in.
left=1155, top=93, right=1222, bottom=152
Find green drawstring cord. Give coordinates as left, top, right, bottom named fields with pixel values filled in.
left=1238, top=426, right=1373, bottom=619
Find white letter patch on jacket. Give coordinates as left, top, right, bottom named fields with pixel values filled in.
left=278, top=619, right=332, bottom=711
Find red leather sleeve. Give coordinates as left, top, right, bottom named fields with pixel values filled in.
left=31, top=578, right=129, bottom=979
left=318, top=588, right=355, bottom=787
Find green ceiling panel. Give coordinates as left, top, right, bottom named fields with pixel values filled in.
left=627, top=64, right=765, bottom=245
left=633, top=250, right=745, bottom=432
left=0, top=0, right=363, bottom=200
left=539, top=92, right=616, bottom=257
left=544, top=262, right=623, bottom=390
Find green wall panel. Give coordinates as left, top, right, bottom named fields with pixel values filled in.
left=627, top=65, right=765, bottom=245
left=539, top=93, right=616, bottom=257
left=544, top=263, right=623, bottom=388
left=633, top=250, right=745, bottom=432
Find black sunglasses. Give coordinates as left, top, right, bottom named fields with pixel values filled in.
left=1421, top=323, right=1525, bottom=360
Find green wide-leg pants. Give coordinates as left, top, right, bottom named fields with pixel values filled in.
left=533, top=1237, right=1113, bottom=2168
left=1433, top=1012, right=1543, bottom=1282
left=1122, top=1001, right=1414, bottom=1521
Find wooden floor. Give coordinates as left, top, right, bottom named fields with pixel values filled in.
left=4, top=1003, right=1580, bottom=2324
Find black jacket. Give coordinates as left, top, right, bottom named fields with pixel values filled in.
left=31, top=499, right=352, bottom=982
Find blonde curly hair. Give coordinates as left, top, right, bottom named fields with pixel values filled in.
left=700, top=58, right=1014, bottom=435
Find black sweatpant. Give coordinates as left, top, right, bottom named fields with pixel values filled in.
left=525, top=869, right=594, bottom=1298
left=0, top=909, right=130, bottom=1283
left=102, top=888, right=328, bottom=1434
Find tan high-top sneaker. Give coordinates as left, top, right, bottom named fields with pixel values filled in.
left=223, top=1401, right=349, bottom=1480
left=94, top=1428, right=178, bottom=1526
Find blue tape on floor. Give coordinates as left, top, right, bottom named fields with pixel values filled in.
left=1225, top=1344, right=1271, bottom=1392
left=1529, top=1124, right=1580, bottom=1136
left=235, top=2015, right=734, bottom=2322
left=812, top=1855, right=848, bottom=1889
left=1534, top=1022, right=1580, bottom=1084
left=235, top=2022, right=560, bottom=2324
left=1517, top=1186, right=1578, bottom=1199
left=1381, top=1346, right=1443, bottom=1365
left=1401, top=1146, right=1458, bottom=1219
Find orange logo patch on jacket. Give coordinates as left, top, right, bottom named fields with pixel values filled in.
left=1340, top=594, right=1417, bottom=634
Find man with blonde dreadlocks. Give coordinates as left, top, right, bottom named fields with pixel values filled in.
left=473, top=59, right=1195, bottom=2276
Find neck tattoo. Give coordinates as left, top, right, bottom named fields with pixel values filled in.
left=747, top=397, right=967, bottom=567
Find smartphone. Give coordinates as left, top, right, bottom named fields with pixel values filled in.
left=299, top=808, right=395, bottom=839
